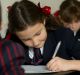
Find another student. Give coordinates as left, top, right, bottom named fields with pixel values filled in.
left=0, top=1, right=25, bottom=75
left=59, top=0, right=80, bottom=37
left=47, top=0, right=80, bottom=72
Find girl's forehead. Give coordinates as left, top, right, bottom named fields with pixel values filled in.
left=16, top=23, right=44, bottom=39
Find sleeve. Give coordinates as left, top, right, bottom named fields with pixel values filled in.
left=68, top=39, right=80, bottom=59
left=60, top=29, right=80, bottom=59
left=0, top=40, right=25, bottom=75
left=54, top=28, right=80, bottom=59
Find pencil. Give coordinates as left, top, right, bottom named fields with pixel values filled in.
left=52, top=41, right=61, bottom=58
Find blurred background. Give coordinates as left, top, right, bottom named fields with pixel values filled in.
left=1, top=0, right=80, bottom=38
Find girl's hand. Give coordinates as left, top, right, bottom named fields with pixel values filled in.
left=46, top=57, right=75, bottom=72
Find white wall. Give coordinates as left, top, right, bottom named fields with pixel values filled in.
left=29, top=0, right=64, bottom=13
left=1, top=0, right=64, bottom=38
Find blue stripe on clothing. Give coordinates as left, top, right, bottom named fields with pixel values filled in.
left=0, top=40, right=25, bottom=75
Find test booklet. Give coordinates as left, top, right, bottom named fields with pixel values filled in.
left=21, top=65, right=53, bottom=73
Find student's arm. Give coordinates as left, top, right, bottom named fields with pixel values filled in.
left=62, top=29, right=80, bottom=59
left=54, top=28, right=80, bottom=59
left=47, top=28, right=80, bottom=72
left=47, top=57, right=80, bottom=72
left=68, top=40, right=80, bottom=59
left=59, top=28, right=80, bottom=59
left=0, top=40, right=25, bottom=75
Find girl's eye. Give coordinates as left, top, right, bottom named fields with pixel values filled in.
left=22, top=38, right=31, bottom=41
left=35, top=32, right=41, bottom=36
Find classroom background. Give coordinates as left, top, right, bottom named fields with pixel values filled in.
left=1, top=0, right=80, bottom=38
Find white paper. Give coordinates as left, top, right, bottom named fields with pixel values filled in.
left=21, top=65, right=53, bottom=73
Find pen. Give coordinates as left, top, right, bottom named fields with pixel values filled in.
left=52, top=41, right=61, bottom=58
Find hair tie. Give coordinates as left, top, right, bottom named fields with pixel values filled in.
left=38, top=2, right=51, bottom=16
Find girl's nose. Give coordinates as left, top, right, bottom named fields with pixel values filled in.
left=32, top=38, right=40, bottom=47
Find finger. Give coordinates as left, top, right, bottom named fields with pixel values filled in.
left=47, top=58, right=56, bottom=68
left=49, top=62, right=58, bottom=71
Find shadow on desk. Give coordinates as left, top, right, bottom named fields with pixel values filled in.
left=67, top=71, right=80, bottom=75
left=25, top=71, right=78, bottom=75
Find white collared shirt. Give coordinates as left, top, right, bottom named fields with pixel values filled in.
left=28, top=47, right=44, bottom=59
left=74, top=31, right=77, bottom=36
left=74, top=31, right=80, bottom=42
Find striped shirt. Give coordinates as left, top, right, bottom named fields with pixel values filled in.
left=0, top=40, right=25, bottom=75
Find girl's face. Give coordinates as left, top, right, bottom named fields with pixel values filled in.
left=63, top=21, right=80, bottom=32
left=16, top=23, right=47, bottom=48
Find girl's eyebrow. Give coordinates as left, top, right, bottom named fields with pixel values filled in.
left=35, top=28, right=42, bottom=34
left=30, top=27, right=43, bottom=37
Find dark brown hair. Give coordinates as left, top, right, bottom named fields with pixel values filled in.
left=8, top=0, right=46, bottom=33
left=59, top=0, right=80, bottom=23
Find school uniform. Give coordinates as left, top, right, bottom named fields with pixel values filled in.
left=4, top=28, right=80, bottom=75
left=71, top=30, right=80, bottom=59
left=74, top=30, right=80, bottom=41
left=67, top=29, right=80, bottom=75
left=0, top=40, right=25, bottom=75
left=9, top=28, right=77, bottom=65
left=9, top=30, right=57, bottom=65
left=54, top=28, right=80, bottom=59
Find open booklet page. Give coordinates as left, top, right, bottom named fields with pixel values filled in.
left=21, top=65, right=53, bottom=73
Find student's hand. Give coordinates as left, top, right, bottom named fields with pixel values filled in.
left=46, top=57, right=74, bottom=72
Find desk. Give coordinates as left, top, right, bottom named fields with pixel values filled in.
left=25, top=71, right=74, bottom=75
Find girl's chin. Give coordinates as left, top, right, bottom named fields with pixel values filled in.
left=29, top=43, right=44, bottom=48
left=35, top=44, right=44, bottom=48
